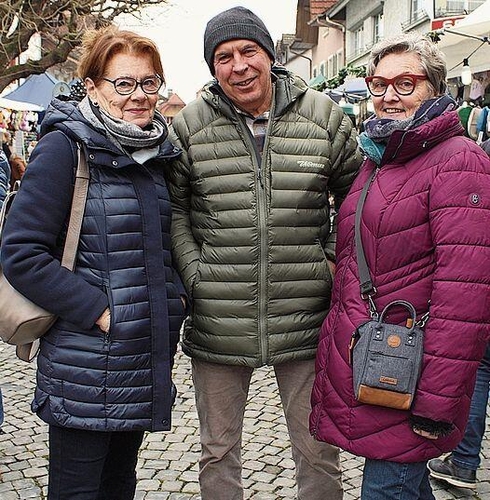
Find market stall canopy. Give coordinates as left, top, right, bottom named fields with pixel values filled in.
left=332, top=77, right=367, bottom=96
left=437, top=0, right=490, bottom=79
left=4, top=72, right=59, bottom=110
left=0, top=96, right=43, bottom=112
left=326, top=77, right=368, bottom=104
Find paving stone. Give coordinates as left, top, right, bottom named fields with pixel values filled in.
left=1, top=344, right=489, bottom=499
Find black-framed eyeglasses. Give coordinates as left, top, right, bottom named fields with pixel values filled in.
left=102, top=75, right=164, bottom=95
left=365, top=74, right=427, bottom=97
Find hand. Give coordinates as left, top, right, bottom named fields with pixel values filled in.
left=412, top=428, right=438, bottom=440
left=96, top=308, right=111, bottom=333
left=327, top=260, right=336, bottom=277
left=181, top=295, right=187, bottom=309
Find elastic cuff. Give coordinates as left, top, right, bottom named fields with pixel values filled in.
left=409, top=415, right=453, bottom=438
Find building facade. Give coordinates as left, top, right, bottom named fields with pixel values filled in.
left=283, top=0, right=487, bottom=90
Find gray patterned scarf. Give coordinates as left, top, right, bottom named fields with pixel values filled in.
left=78, top=96, right=168, bottom=151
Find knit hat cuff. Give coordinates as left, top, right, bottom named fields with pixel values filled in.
left=203, top=9, right=275, bottom=75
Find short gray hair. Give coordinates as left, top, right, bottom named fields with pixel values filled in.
left=366, top=32, right=447, bottom=96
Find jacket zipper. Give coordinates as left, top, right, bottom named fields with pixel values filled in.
left=102, top=281, right=113, bottom=347
left=420, top=123, right=462, bottom=150
left=257, top=97, right=276, bottom=364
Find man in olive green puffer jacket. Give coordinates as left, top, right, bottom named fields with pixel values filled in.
left=167, top=7, right=362, bottom=500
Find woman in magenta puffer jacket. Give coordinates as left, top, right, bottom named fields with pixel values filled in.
left=310, top=32, right=490, bottom=499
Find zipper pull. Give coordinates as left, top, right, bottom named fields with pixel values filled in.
left=257, top=166, right=264, bottom=187
left=348, top=331, right=359, bottom=365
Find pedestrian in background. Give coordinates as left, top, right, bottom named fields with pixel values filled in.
left=428, top=343, right=490, bottom=489
left=8, top=153, right=26, bottom=189
left=1, top=26, right=186, bottom=500
left=1, top=130, right=13, bottom=163
left=310, top=32, right=490, bottom=499
left=0, top=149, right=10, bottom=205
left=166, top=6, right=362, bottom=500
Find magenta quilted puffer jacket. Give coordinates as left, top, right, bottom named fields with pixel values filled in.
left=310, top=110, right=490, bottom=463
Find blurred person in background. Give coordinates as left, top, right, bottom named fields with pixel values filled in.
left=8, top=154, right=26, bottom=189
left=0, top=146, right=11, bottom=433
left=428, top=343, right=490, bottom=489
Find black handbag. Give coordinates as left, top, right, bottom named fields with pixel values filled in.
left=349, top=169, right=428, bottom=410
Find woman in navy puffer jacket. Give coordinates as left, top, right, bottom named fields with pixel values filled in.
left=1, top=27, right=186, bottom=500
left=310, top=33, right=490, bottom=499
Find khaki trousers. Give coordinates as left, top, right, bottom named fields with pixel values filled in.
left=192, top=357, right=342, bottom=500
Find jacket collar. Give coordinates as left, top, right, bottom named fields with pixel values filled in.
left=40, top=98, right=181, bottom=165
left=202, top=66, right=308, bottom=120
left=380, top=111, right=465, bottom=165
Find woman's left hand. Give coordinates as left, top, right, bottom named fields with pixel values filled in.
left=412, top=428, right=438, bottom=440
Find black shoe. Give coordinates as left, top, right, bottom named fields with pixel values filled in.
left=428, top=455, right=477, bottom=489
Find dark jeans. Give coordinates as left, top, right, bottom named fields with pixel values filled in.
left=48, top=425, right=144, bottom=500
left=452, top=342, right=490, bottom=471
left=362, top=458, right=435, bottom=499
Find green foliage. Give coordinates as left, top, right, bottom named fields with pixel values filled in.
left=426, top=31, right=443, bottom=43
left=311, top=64, right=366, bottom=92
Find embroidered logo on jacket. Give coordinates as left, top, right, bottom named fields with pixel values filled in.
left=297, top=160, right=324, bottom=169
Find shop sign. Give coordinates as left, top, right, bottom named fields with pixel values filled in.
left=431, top=15, right=466, bottom=30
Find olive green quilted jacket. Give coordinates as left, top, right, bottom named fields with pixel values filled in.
left=167, top=67, right=362, bottom=367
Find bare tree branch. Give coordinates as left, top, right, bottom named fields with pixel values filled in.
left=0, top=0, right=170, bottom=93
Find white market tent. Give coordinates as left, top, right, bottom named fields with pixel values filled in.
left=0, top=96, right=43, bottom=112
left=437, top=0, right=490, bottom=79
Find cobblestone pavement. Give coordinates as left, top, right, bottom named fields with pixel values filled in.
left=0, top=343, right=489, bottom=499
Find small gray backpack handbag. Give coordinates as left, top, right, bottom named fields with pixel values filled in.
left=349, top=169, right=428, bottom=411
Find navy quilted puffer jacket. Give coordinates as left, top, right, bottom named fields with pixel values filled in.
left=1, top=98, right=186, bottom=432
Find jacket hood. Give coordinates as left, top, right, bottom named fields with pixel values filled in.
left=41, top=98, right=180, bottom=161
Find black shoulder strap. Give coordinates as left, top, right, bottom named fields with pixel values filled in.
left=354, top=169, right=377, bottom=298
left=0, top=182, right=20, bottom=241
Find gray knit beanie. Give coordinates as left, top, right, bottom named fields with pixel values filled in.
left=204, top=6, right=275, bottom=75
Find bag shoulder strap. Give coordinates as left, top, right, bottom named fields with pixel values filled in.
left=61, top=144, right=89, bottom=271
left=354, top=168, right=377, bottom=299
left=0, top=144, right=88, bottom=271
